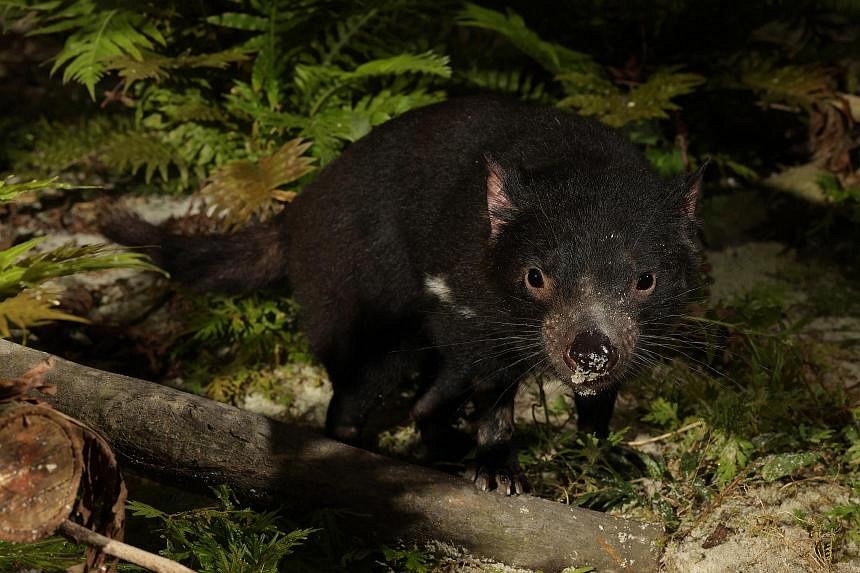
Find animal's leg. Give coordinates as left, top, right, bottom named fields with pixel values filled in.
left=468, top=383, right=530, bottom=495
left=574, top=388, right=618, bottom=439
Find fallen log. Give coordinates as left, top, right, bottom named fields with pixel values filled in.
left=0, top=339, right=661, bottom=572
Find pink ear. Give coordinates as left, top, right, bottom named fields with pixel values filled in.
left=683, top=158, right=709, bottom=219
left=486, top=156, right=514, bottom=240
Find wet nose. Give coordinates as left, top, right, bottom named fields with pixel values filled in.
left=563, top=330, right=618, bottom=374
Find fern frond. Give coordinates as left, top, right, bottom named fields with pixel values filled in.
left=20, top=243, right=161, bottom=292
left=457, top=67, right=549, bottom=102
left=559, top=68, right=704, bottom=127
left=208, top=0, right=328, bottom=108
left=127, top=500, right=167, bottom=519
left=206, top=12, right=272, bottom=32
left=201, top=138, right=316, bottom=230
left=18, top=115, right=243, bottom=188
left=105, top=49, right=249, bottom=88
left=100, top=130, right=180, bottom=183
left=457, top=3, right=596, bottom=74
left=141, top=88, right=230, bottom=125
left=350, top=51, right=451, bottom=79
left=0, top=537, right=84, bottom=570
left=0, top=239, right=162, bottom=298
left=302, top=88, right=443, bottom=163
left=32, top=1, right=166, bottom=99
left=0, top=176, right=93, bottom=203
left=295, top=51, right=449, bottom=117
left=315, top=9, right=379, bottom=66
left=225, top=80, right=306, bottom=131
left=19, top=116, right=119, bottom=173
left=0, top=289, right=88, bottom=338
left=162, top=123, right=249, bottom=182
left=21, top=116, right=182, bottom=183
left=740, top=57, right=834, bottom=110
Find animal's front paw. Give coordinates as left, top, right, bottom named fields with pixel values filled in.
left=467, top=460, right=531, bottom=495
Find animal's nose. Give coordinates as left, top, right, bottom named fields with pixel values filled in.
left=563, top=330, right=618, bottom=374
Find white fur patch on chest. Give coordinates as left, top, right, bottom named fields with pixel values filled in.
left=424, top=274, right=477, bottom=318
left=424, top=274, right=454, bottom=304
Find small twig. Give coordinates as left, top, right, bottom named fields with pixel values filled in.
left=626, top=420, right=705, bottom=447
left=58, top=520, right=196, bottom=573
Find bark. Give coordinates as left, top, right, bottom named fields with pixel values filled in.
left=0, top=339, right=661, bottom=573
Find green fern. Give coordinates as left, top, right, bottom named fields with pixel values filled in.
left=180, top=292, right=310, bottom=366
left=292, top=51, right=450, bottom=116
left=138, top=88, right=231, bottom=125
left=349, top=51, right=451, bottom=79
left=457, top=67, right=550, bottom=102
left=29, top=0, right=166, bottom=99
left=128, top=488, right=316, bottom=573
left=18, top=115, right=121, bottom=174
left=201, top=138, right=316, bottom=229
left=301, top=88, right=444, bottom=163
left=740, top=56, right=835, bottom=110
left=207, top=0, right=334, bottom=110
left=559, top=68, right=705, bottom=127
left=0, top=238, right=161, bottom=298
left=457, top=3, right=597, bottom=75
left=0, top=175, right=93, bottom=202
left=18, top=116, right=180, bottom=184
left=19, top=112, right=247, bottom=188
left=105, top=48, right=249, bottom=90
left=0, top=177, right=163, bottom=337
left=0, top=537, right=84, bottom=571
left=316, top=9, right=378, bottom=65
left=0, top=289, right=88, bottom=337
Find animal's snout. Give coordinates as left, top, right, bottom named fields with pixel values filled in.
left=563, top=330, right=618, bottom=375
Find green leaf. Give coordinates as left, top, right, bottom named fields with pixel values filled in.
left=740, top=57, right=834, bottom=110
left=40, top=6, right=166, bottom=99
left=0, top=537, right=84, bottom=571
left=457, top=3, right=596, bottom=74
left=206, top=12, right=271, bottom=31
left=559, top=68, right=705, bottom=127
left=301, top=89, right=444, bottom=164
left=105, top=48, right=249, bottom=88
left=127, top=500, right=167, bottom=518
left=0, top=289, right=88, bottom=338
left=715, top=435, right=754, bottom=486
left=0, top=242, right=162, bottom=298
left=201, top=138, right=316, bottom=229
left=760, top=452, right=818, bottom=481
left=642, top=398, right=680, bottom=428
left=351, top=52, right=451, bottom=79
left=457, top=67, right=548, bottom=102
left=0, top=238, right=43, bottom=273
left=0, top=176, right=95, bottom=203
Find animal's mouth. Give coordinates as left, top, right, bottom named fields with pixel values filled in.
left=558, top=367, right=618, bottom=397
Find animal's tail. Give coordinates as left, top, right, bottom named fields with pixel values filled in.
left=100, top=208, right=290, bottom=293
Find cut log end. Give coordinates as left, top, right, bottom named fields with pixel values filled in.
left=0, top=403, right=83, bottom=543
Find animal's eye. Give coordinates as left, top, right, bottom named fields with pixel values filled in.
left=635, top=272, right=656, bottom=293
left=526, top=268, right=545, bottom=289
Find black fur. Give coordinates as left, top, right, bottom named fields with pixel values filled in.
left=104, top=96, right=703, bottom=495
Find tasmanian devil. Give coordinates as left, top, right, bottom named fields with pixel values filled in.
left=104, top=96, right=705, bottom=495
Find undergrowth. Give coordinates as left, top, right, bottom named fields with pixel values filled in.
left=1, top=0, right=859, bottom=571
left=125, top=486, right=316, bottom=573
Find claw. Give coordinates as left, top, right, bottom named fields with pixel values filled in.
left=467, top=463, right=531, bottom=495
